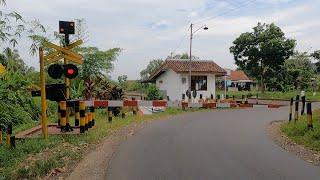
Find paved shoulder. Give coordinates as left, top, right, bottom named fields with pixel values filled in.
left=107, top=109, right=320, bottom=180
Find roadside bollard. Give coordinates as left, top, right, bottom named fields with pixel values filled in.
left=60, top=101, right=67, bottom=132
left=90, top=107, right=95, bottom=127
left=6, top=124, right=12, bottom=148
left=88, top=112, right=92, bottom=129
left=289, top=98, right=293, bottom=122
left=58, top=104, right=61, bottom=126
left=75, top=101, right=80, bottom=127
left=133, top=107, right=137, bottom=115
left=301, top=96, right=306, bottom=115
left=108, top=107, right=113, bottom=123
left=121, top=107, right=125, bottom=119
left=232, top=95, right=235, bottom=101
left=241, top=95, right=245, bottom=104
left=79, top=101, right=86, bottom=133
left=226, top=94, right=229, bottom=100
left=256, top=94, right=259, bottom=104
left=294, top=100, right=299, bottom=122
left=307, top=102, right=313, bottom=130
left=216, top=94, right=220, bottom=103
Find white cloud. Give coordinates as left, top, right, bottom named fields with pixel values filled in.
left=3, top=0, right=319, bottom=79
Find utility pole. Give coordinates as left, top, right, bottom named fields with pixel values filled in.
left=187, top=23, right=208, bottom=102
left=188, top=23, right=193, bottom=102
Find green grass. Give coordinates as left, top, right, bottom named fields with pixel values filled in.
left=281, top=110, right=320, bottom=151
left=0, top=107, right=197, bottom=180
left=217, top=90, right=320, bottom=101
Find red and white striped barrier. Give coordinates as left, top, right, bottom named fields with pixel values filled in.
left=83, top=100, right=280, bottom=110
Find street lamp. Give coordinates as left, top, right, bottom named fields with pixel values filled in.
left=188, top=23, right=208, bottom=101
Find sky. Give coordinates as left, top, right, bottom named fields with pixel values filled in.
left=5, top=0, right=320, bottom=80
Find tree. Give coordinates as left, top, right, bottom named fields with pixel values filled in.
left=311, top=50, right=320, bottom=73
left=77, top=47, right=121, bottom=99
left=79, top=47, right=121, bottom=80
left=118, top=75, right=128, bottom=89
left=230, top=23, right=296, bottom=92
left=140, top=59, right=164, bottom=80
left=284, top=52, right=315, bottom=90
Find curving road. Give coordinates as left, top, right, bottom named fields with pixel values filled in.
left=107, top=107, right=320, bottom=180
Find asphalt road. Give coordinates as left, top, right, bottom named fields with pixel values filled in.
left=106, top=107, right=320, bottom=180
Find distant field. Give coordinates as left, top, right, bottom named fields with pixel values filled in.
left=217, top=90, right=320, bottom=101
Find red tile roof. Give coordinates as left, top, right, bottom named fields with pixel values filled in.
left=229, top=70, right=251, bottom=81
left=148, top=59, right=226, bottom=81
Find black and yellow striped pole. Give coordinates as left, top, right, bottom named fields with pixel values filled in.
left=301, top=96, right=306, bottom=115
left=90, top=106, right=95, bottom=127
left=85, top=114, right=88, bottom=131
left=108, top=107, right=113, bottom=123
left=88, top=112, right=92, bottom=129
left=6, top=124, right=12, bottom=148
left=75, top=101, right=80, bottom=127
left=79, top=101, right=86, bottom=133
left=66, top=102, right=71, bottom=131
left=60, top=101, right=67, bottom=132
left=289, top=98, right=293, bottom=122
left=307, top=102, right=313, bottom=130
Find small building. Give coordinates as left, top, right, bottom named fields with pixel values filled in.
left=145, top=59, right=226, bottom=101
left=123, top=91, right=146, bottom=100
left=225, top=70, right=255, bottom=91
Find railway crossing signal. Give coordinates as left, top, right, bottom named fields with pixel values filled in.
left=48, top=64, right=78, bottom=79
left=59, top=21, right=75, bottom=34
left=38, top=20, right=84, bottom=138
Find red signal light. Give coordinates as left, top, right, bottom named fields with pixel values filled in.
left=64, top=64, right=78, bottom=79
left=67, top=68, right=75, bottom=75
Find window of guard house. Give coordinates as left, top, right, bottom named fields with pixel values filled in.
left=191, top=76, right=207, bottom=91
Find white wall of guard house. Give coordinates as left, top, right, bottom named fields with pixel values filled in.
left=155, top=69, right=216, bottom=102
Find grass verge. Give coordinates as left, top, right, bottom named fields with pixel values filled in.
left=0, top=107, right=202, bottom=180
left=281, top=109, right=320, bottom=151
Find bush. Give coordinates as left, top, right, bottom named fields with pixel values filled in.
left=146, top=84, right=162, bottom=100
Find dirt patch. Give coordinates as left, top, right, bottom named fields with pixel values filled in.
left=266, top=120, right=320, bottom=166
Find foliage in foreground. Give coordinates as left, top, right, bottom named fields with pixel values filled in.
left=0, top=108, right=192, bottom=180
left=281, top=110, right=320, bottom=151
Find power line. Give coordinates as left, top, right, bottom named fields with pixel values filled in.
left=169, top=23, right=191, bottom=58
left=169, top=0, right=258, bottom=57
left=194, top=0, right=258, bottom=25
